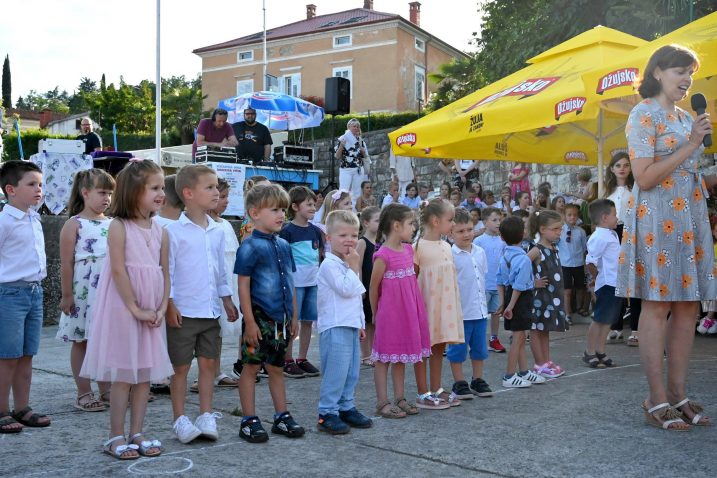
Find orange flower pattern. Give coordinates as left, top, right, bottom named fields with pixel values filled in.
left=617, top=99, right=717, bottom=302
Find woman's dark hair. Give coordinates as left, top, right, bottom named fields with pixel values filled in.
left=360, top=181, right=372, bottom=190
left=377, top=203, right=414, bottom=242
left=638, top=44, right=699, bottom=99
left=536, top=186, right=550, bottom=208
left=67, top=168, right=116, bottom=216
left=405, top=183, right=417, bottom=195
left=529, top=209, right=562, bottom=238
left=550, top=195, right=565, bottom=211
left=515, top=190, right=530, bottom=203
left=603, top=151, right=634, bottom=197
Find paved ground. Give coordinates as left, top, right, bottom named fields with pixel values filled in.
left=3, top=323, right=716, bottom=478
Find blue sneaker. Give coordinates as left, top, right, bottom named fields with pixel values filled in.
left=317, top=414, right=350, bottom=435
left=339, top=408, right=372, bottom=429
left=271, top=412, right=305, bottom=438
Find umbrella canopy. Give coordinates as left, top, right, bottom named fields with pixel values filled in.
left=388, top=26, right=647, bottom=166
left=218, top=91, right=325, bottom=131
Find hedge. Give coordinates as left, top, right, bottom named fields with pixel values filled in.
left=302, top=112, right=421, bottom=140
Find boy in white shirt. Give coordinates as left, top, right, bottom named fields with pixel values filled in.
left=448, top=208, right=494, bottom=398
left=166, top=165, right=237, bottom=443
left=316, top=210, right=372, bottom=434
left=0, top=161, right=51, bottom=432
left=584, top=199, right=621, bottom=369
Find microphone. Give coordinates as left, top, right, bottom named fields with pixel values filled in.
left=691, top=93, right=712, bottom=148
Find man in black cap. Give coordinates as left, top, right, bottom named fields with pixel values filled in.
left=232, top=107, right=272, bottom=162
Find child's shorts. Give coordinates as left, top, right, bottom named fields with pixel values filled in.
left=241, top=306, right=291, bottom=368
left=562, top=266, right=586, bottom=290
left=446, top=319, right=488, bottom=363
left=296, top=286, right=317, bottom=321
left=167, top=317, right=221, bottom=365
left=485, top=290, right=500, bottom=314
left=503, top=286, right=532, bottom=332
left=593, top=286, right=622, bottom=325
left=0, top=281, right=43, bottom=359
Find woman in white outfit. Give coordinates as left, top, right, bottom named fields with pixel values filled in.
left=335, top=118, right=371, bottom=202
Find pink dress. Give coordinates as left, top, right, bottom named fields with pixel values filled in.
left=510, top=164, right=531, bottom=202
left=370, top=244, right=431, bottom=363
left=80, top=219, right=174, bottom=384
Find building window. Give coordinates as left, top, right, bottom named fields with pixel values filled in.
left=282, top=73, right=301, bottom=97
left=415, top=37, right=425, bottom=52
left=332, top=66, right=353, bottom=99
left=415, top=66, right=426, bottom=103
left=237, top=50, right=254, bottom=62
left=333, top=34, right=352, bottom=48
left=236, top=79, right=254, bottom=96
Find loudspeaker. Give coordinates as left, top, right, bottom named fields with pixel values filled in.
left=324, top=77, right=350, bottom=115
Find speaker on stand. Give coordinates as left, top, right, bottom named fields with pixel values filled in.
left=323, top=77, right=351, bottom=193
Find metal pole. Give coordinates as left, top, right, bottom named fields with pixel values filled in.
left=263, top=0, right=267, bottom=90
left=155, top=0, right=161, bottom=162
left=597, top=110, right=604, bottom=197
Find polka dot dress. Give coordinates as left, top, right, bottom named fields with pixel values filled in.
left=531, top=244, right=568, bottom=332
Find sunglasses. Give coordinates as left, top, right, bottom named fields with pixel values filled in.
left=566, top=228, right=572, bottom=243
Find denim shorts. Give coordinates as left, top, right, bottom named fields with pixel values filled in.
left=485, top=290, right=500, bottom=314
left=0, top=282, right=44, bottom=359
left=296, top=286, right=318, bottom=322
left=446, top=319, right=489, bottom=363
left=593, top=285, right=622, bottom=325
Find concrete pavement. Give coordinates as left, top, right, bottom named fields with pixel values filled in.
left=3, top=324, right=716, bottom=477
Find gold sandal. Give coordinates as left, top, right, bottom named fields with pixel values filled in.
left=642, top=401, right=690, bottom=431
left=376, top=400, right=406, bottom=419
left=673, top=398, right=711, bottom=426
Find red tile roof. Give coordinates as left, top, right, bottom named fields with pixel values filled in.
left=194, top=8, right=402, bottom=54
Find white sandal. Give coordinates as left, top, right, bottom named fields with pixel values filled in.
left=103, top=435, right=139, bottom=460
left=129, top=432, right=162, bottom=457
left=673, top=398, right=711, bottom=426
left=642, top=402, right=690, bottom=431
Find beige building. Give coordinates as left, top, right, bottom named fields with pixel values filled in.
left=193, top=1, right=467, bottom=114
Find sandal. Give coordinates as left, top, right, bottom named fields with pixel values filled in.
left=376, top=400, right=406, bottom=419
left=103, top=435, right=140, bottom=460
left=189, top=380, right=199, bottom=393
left=214, top=373, right=239, bottom=388
left=0, top=412, right=23, bottom=433
left=361, top=357, right=375, bottom=367
left=415, top=392, right=450, bottom=410
left=627, top=335, right=639, bottom=347
left=436, top=388, right=461, bottom=407
left=672, top=398, right=711, bottom=426
left=596, top=352, right=616, bottom=368
left=582, top=351, right=604, bottom=369
left=642, top=401, right=690, bottom=431
left=129, top=432, right=162, bottom=457
left=393, top=397, right=419, bottom=415
left=99, top=391, right=111, bottom=407
left=12, top=406, right=50, bottom=427
left=74, top=392, right=106, bottom=412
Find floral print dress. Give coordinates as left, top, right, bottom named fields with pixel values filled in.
left=56, top=217, right=111, bottom=342
left=616, top=99, right=717, bottom=302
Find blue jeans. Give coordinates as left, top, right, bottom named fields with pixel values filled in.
left=318, top=327, right=360, bottom=416
left=0, top=282, right=43, bottom=359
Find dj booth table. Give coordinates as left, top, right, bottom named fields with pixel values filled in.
left=245, top=164, right=321, bottom=190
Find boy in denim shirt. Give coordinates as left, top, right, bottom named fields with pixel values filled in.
left=234, top=184, right=305, bottom=443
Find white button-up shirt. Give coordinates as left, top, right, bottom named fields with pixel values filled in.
left=317, top=252, right=365, bottom=334
left=586, top=227, right=620, bottom=290
left=0, top=205, right=47, bottom=282
left=452, top=244, right=489, bottom=321
left=167, top=213, right=231, bottom=319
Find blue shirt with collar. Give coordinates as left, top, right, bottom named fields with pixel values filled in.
left=234, top=229, right=296, bottom=322
left=557, top=223, right=587, bottom=267
left=496, top=245, right=534, bottom=291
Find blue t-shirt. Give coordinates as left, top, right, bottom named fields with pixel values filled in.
left=279, top=222, right=323, bottom=287
left=473, top=233, right=505, bottom=291
left=496, top=245, right=534, bottom=292
left=234, top=229, right=296, bottom=322
left=401, top=196, right=421, bottom=209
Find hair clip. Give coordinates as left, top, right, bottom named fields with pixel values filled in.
left=420, top=200, right=430, bottom=207
left=129, top=157, right=143, bottom=163
left=535, top=211, right=540, bottom=216
left=331, top=189, right=349, bottom=201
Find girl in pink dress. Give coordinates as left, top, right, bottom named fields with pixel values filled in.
left=369, top=204, right=431, bottom=418
left=81, top=160, right=174, bottom=460
left=509, top=162, right=531, bottom=203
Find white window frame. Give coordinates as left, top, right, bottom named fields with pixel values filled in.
left=236, top=79, right=254, bottom=96
left=333, top=34, right=352, bottom=48
left=282, top=73, right=301, bottom=97
left=237, top=50, right=254, bottom=62
left=415, top=65, right=426, bottom=103
left=332, top=66, right=353, bottom=99
left=415, top=37, right=425, bottom=52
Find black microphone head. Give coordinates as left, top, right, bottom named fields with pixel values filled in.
left=691, top=93, right=707, bottom=112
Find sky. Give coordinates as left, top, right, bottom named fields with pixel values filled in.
left=0, top=0, right=481, bottom=104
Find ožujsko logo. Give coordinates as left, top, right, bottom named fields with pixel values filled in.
left=596, top=68, right=638, bottom=95
left=463, top=77, right=560, bottom=112
left=396, top=133, right=417, bottom=147
left=555, top=97, right=586, bottom=121
left=564, top=151, right=588, bottom=162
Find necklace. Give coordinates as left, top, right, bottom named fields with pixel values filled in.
left=134, top=220, right=153, bottom=247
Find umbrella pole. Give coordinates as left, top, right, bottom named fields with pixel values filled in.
left=597, top=110, right=604, bottom=198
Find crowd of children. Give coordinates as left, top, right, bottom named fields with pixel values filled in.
left=1, top=155, right=712, bottom=454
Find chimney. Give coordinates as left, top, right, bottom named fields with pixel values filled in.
left=409, top=2, right=421, bottom=26
left=39, top=109, right=53, bottom=129
left=363, top=0, right=374, bottom=9
left=306, top=4, right=316, bottom=19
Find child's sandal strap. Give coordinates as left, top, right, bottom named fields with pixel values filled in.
left=673, top=398, right=708, bottom=425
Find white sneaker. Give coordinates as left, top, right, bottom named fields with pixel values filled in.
left=696, top=318, right=713, bottom=334
left=709, top=320, right=717, bottom=334
left=521, top=370, right=547, bottom=384
left=173, top=415, right=202, bottom=444
left=194, top=412, right=222, bottom=441
left=502, top=374, right=531, bottom=388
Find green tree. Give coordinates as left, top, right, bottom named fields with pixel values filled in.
left=68, top=77, right=98, bottom=114
left=14, top=88, right=70, bottom=113
left=161, top=75, right=206, bottom=144
left=2, top=55, right=10, bottom=109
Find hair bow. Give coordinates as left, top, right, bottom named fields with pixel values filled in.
left=420, top=200, right=430, bottom=208
left=331, top=189, right=350, bottom=201
left=129, top=157, right=143, bottom=163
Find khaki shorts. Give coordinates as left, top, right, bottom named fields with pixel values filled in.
left=167, top=317, right=221, bottom=365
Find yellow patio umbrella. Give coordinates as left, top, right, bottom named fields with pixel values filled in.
left=389, top=26, right=647, bottom=178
